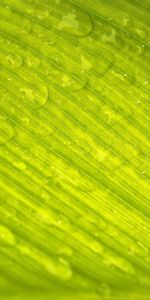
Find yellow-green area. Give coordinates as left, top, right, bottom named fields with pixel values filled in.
left=0, top=0, right=150, bottom=299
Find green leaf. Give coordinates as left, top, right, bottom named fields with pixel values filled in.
left=0, top=0, right=150, bottom=299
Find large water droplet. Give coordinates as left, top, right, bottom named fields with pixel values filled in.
left=56, top=7, right=93, bottom=37
left=0, top=225, right=16, bottom=245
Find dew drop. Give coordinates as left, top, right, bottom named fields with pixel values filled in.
left=0, top=225, right=16, bottom=245
left=57, top=13, right=79, bottom=31
left=26, top=54, right=40, bottom=69
left=20, top=85, right=48, bottom=108
left=81, top=54, right=92, bottom=72
left=13, top=161, right=27, bottom=171
left=36, top=207, right=56, bottom=224
left=89, top=240, right=104, bottom=255
left=57, top=246, right=73, bottom=257
left=56, top=8, right=93, bottom=37
left=103, top=252, right=135, bottom=275
left=18, top=244, right=72, bottom=280
left=18, top=244, right=30, bottom=256
left=5, top=54, right=22, bottom=69
left=136, top=27, right=147, bottom=39
left=45, top=257, right=72, bottom=280
left=122, top=16, right=132, bottom=28
left=57, top=214, right=72, bottom=232
left=60, top=73, right=86, bottom=90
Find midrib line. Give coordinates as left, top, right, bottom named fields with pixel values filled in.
left=0, top=0, right=150, bottom=298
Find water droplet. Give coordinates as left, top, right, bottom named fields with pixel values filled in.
left=89, top=240, right=104, bottom=255
left=36, top=207, right=56, bottom=224
left=103, top=252, right=135, bottom=275
left=31, top=119, right=54, bottom=137
left=0, top=119, right=15, bottom=145
left=36, top=208, right=71, bottom=232
left=50, top=257, right=72, bottom=280
left=18, top=243, right=72, bottom=280
left=0, top=225, right=16, bottom=245
left=5, top=54, right=22, bottom=69
left=57, top=246, right=73, bottom=257
left=122, top=16, right=132, bottom=28
left=57, top=13, right=79, bottom=31
left=81, top=54, right=92, bottom=72
left=20, top=85, right=48, bottom=108
left=18, top=244, right=30, bottom=255
left=94, top=147, right=109, bottom=162
left=102, top=29, right=116, bottom=43
left=136, top=27, right=147, bottom=39
left=13, top=161, right=27, bottom=170
left=61, top=73, right=86, bottom=90
left=56, top=8, right=93, bottom=37
left=26, top=54, right=40, bottom=69
left=57, top=215, right=72, bottom=232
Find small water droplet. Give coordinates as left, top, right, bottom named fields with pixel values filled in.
left=0, top=225, right=16, bottom=245
left=89, top=240, right=104, bottom=254
left=57, top=13, right=79, bottom=31
left=81, top=54, right=92, bottom=72
left=18, top=244, right=30, bottom=255
left=57, top=214, right=72, bottom=232
left=122, top=16, right=132, bottom=28
left=5, top=54, right=22, bottom=69
left=43, top=256, right=70, bottom=280
left=60, top=73, right=86, bottom=90
left=18, top=243, right=72, bottom=280
left=20, top=85, right=48, bottom=108
left=103, top=252, right=135, bottom=275
left=13, top=161, right=27, bottom=170
left=136, top=27, right=147, bottom=39
left=57, top=246, right=73, bottom=257
left=26, top=54, right=40, bottom=69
